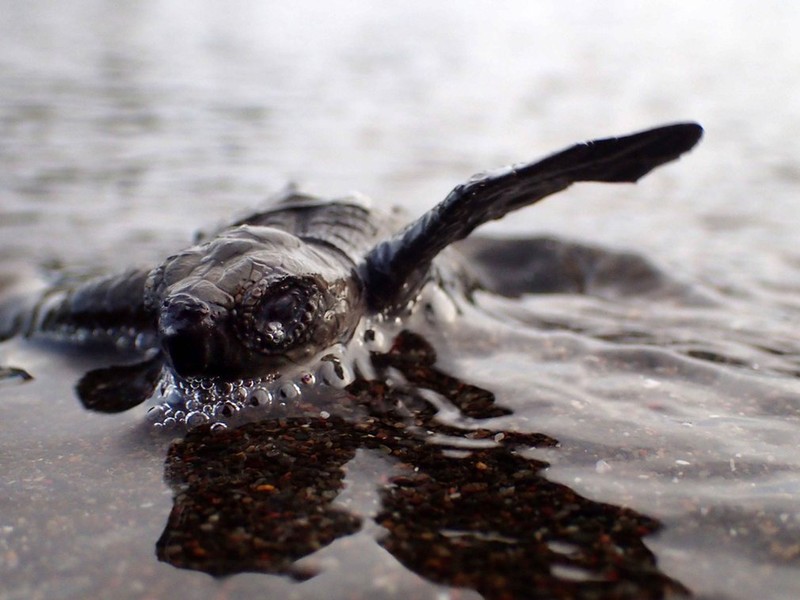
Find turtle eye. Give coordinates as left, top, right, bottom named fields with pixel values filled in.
left=235, top=277, right=320, bottom=353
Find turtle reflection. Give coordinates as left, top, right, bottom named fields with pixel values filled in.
left=156, top=332, right=689, bottom=598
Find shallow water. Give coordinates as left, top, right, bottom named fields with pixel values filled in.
left=2, top=1, right=800, bottom=599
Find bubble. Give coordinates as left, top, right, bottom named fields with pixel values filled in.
left=193, top=389, right=209, bottom=406
left=249, top=388, right=272, bottom=408
left=221, top=401, right=240, bottom=417
left=210, top=422, right=228, bottom=433
left=216, top=381, right=234, bottom=394
left=233, top=387, right=248, bottom=403
left=364, top=328, right=384, bottom=350
left=163, top=387, right=184, bottom=407
left=319, top=363, right=335, bottom=386
left=134, top=332, right=152, bottom=351
left=595, top=459, right=613, bottom=474
left=320, top=358, right=354, bottom=389
left=186, top=411, right=209, bottom=428
left=282, top=381, right=302, bottom=399
left=146, top=405, right=165, bottom=422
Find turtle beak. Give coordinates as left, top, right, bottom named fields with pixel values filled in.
left=158, top=294, right=217, bottom=378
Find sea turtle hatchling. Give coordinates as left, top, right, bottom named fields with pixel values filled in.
left=0, top=123, right=703, bottom=429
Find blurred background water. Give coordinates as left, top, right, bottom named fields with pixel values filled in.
left=1, top=1, right=799, bottom=599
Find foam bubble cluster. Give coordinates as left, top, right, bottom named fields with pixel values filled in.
left=147, top=352, right=356, bottom=431
left=144, top=316, right=406, bottom=430
left=39, top=323, right=157, bottom=352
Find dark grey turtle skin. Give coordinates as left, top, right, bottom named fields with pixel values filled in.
left=0, top=123, right=703, bottom=427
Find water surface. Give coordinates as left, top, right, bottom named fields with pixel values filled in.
left=1, top=2, right=800, bottom=599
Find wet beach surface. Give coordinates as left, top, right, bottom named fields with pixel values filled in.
left=2, top=2, right=800, bottom=599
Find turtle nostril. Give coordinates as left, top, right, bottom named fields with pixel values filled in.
left=160, top=295, right=211, bottom=332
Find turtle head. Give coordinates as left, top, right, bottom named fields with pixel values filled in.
left=145, top=228, right=363, bottom=380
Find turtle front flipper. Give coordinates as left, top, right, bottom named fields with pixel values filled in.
left=77, top=356, right=163, bottom=413
left=4, top=268, right=157, bottom=350
left=362, top=122, right=703, bottom=311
